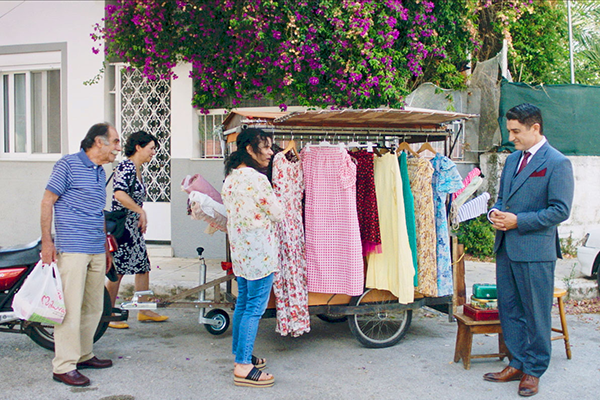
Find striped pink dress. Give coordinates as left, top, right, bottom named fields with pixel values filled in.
left=301, top=146, right=363, bottom=296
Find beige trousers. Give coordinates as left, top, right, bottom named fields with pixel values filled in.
left=52, top=253, right=105, bottom=374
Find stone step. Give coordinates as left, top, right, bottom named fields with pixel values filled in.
left=146, top=244, right=173, bottom=258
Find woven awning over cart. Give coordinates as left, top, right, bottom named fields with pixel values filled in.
left=223, top=108, right=478, bottom=143
left=273, top=108, right=477, bottom=130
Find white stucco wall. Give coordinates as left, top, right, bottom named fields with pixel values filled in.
left=0, top=1, right=107, bottom=246
left=0, top=0, right=107, bottom=149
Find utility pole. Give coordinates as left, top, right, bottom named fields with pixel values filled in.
left=568, top=0, right=575, bottom=84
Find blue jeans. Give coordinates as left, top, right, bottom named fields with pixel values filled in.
left=232, top=273, right=274, bottom=364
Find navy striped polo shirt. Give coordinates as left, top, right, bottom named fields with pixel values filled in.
left=46, top=150, right=107, bottom=254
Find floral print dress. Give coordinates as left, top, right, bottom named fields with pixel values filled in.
left=430, top=154, right=463, bottom=296
left=111, top=159, right=150, bottom=275
left=406, top=157, right=438, bottom=297
left=221, top=167, right=284, bottom=280
left=271, top=152, right=310, bottom=337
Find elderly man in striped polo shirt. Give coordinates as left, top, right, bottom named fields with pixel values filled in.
left=41, top=123, right=121, bottom=387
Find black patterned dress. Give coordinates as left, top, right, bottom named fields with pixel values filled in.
left=111, top=159, right=151, bottom=275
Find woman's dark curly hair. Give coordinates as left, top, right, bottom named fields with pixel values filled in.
left=224, top=128, right=273, bottom=176
left=124, top=131, right=158, bottom=157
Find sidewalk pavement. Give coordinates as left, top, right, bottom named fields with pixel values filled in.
left=116, top=254, right=599, bottom=301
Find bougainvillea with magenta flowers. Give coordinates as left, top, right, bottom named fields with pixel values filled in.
left=93, top=0, right=476, bottom=112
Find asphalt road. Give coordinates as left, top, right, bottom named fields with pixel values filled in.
left=1, top=307, right=599, bottom=400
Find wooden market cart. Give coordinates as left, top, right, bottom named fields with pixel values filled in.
left=139, top=108, right=476, bottom=348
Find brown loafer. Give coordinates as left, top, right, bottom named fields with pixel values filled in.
left=53, top=370, right=90, bottom=387
left=483, top=366, right=524, bottom=382
left=76, top=356, right=113, bottom=369
left=518, top=374, right=539, bottom=397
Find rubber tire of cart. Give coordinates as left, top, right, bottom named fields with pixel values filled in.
left=316, top=313, right=348, bottom=323
left=347, top=289, right=412, bottom=348
left=26, top=287, right=112, bottom=351
left=204, top=309, right=230, bottom=335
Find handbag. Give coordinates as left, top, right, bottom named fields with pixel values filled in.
left=105, top=233, right=119, bottom=282
left=11, top=261, right=66, bottom=325
left=104, top=169, right=136, bottom=240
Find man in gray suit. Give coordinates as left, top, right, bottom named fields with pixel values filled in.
left=484, top=103, right=574, bottom=397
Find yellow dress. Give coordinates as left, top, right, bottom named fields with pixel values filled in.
left=366, top=153, right=415, bottom=304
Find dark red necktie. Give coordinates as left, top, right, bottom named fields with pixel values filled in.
left=517, top=151, right=531, bottom=175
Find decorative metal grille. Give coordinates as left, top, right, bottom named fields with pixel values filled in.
left=120, top=68, right=171, bottom=202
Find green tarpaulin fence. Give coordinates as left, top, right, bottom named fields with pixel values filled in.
left=499, top=79, right=600, bottom=155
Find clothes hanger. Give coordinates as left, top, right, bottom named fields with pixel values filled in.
left=417, top=135, right=436, bottom=155
left=347, top=132, right=360, bottom=150
left=282, top=139, right=299, bottom=158
left=398, top=141, right=419, bottom=157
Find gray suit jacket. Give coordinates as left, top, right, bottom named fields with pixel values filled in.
left=493, top=141, right=574, bottom=262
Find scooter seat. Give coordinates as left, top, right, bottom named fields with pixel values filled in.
left=0, top=238, right=41, bottom=268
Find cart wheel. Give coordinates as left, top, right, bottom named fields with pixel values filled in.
left=204, top=309, right=230, bottom=335
left=316, top=313, right=348, bottom=323
left=347, top=289, right=412, bottom=348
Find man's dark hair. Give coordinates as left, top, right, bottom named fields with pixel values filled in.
left=124, top=131, right=158, bottom=157
left=506, top=103, right=543, bottom=135
left=224, top=128, right=273, bottom=176
left=80, top=123, right=112, bottom=151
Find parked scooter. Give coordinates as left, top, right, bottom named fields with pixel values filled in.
left=0, top=238, right=128, bottom=350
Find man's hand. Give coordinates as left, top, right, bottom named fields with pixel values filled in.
left=41, top=240, right=56, bottom=265
left=490, top=210, right=518, bottom=231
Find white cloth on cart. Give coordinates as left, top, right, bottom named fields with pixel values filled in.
left=188, top=191, right=227, bottom=234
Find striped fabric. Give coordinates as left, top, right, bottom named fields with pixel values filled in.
left=458, top=192, right=491, bottom=223
left=46, top=150, right=107, bottom=254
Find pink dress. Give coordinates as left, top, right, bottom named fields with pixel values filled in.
left=272, top=152, right=310, bottom=337
left=301, top=146, right=363, bottom=296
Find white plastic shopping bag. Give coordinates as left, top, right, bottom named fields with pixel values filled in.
left=11, top=261, right=66, bottom=325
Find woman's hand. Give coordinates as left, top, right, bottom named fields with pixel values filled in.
left=138, top=209, right=148, bottom=234
left=114, top=190, right=146, bottom=232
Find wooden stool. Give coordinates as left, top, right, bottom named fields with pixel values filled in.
left=552, top=287, right=572, bottom=359
left=453, top=313, right=509, bottom=370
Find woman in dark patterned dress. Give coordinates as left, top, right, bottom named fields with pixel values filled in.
left=105, top=131, right=168, bottom=328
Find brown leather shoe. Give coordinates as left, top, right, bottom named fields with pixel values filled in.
left=53, top=370, right=90, bottom=387
left=483, top=366, right=524, bottom=382
left=76, top=356, right=113, bottom=369
left=518, top=374, right=539, bottom=397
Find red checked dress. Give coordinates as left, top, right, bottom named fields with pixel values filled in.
left=272, top=152, right=310, bottom=337
left=301, top=146, right=363, bottom=296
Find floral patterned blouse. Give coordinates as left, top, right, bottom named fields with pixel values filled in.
left=221, top=167, right=284, bottom=280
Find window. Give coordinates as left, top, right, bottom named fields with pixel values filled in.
left=1, top=69, right=61, bottom=154
left=198, top=111, right=226, bottom=158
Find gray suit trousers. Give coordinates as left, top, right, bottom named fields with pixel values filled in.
left=496, top=245, right=555, bottom=377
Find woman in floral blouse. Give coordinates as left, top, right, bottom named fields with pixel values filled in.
left=221, top=128, right=283, bottom=388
